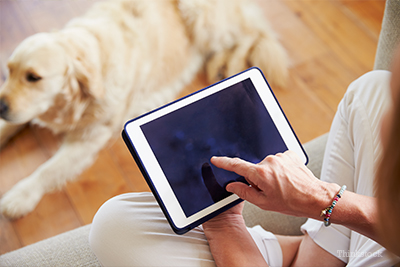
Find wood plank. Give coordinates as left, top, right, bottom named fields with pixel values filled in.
left=13, top=127, right=48, bottom=174
left=0, top=1, right=35, bottom=53
left=109, top=138, right=151, bottom=193
left=12, top=191, right=81, bottom=247
left=69, top=0, right=102, bottom=15
left=0, top=216, right=21, bottom=255
left=255, top=0, right=328, bottom=68
left=291, top=51, right=359, bottom=113
left=16, top=0, right=79, bottom=32
left=0, top=127, right=47, bottom=187
left=0, top=136, right=27, bottom=194
left=285, top=0, right=378, bottom=75
left=0, top=126, right=81, bottom=248
left=0, top=133, right=28, bottom=253
left=30, top=126, right=61, bottom=159
left=65, top=147, right=132, bottom=224
left=339, top=0, right=385, bottom=40
left=274, top=70, right=334, bottom=144
left=0, top=55, right=7, bottom=84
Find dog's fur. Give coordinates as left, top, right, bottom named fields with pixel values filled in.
left=0, top=0, right=287, bottom=218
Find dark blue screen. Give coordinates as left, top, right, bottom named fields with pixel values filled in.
left=141, top=78, right=287, bottom=217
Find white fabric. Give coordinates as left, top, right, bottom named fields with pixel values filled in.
left=90, top=192, right=215, bottom=267
left=301, top=70, right=400, bottom=266
left=89, top=192, right=283, bottom=266
left=248, top=225, right=283, bottom=267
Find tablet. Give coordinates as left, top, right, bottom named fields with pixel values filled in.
left=122, top=67, right=308, bottom=234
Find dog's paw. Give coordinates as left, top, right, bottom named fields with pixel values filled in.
left=205, top=47, right=249, bottom=85
left=205, top=50, right=230, bottom=84
left=1, top=178, right=44, bottom=219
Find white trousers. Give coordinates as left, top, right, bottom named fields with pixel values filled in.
left=89, top=70, right=398, bottom=266
left=301, top=70, right=399, bottom=266
left=89, top=192, right=282, bottom=267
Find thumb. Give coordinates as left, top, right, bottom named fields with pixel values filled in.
left=226, top=182, right=259, bottom=201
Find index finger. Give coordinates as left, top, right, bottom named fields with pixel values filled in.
left=210, top=156, right=255, bottom=177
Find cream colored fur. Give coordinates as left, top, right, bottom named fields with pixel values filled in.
left=0, top=0, right=287, bottom=218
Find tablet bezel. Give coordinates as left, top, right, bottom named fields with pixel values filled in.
left=123, top=67, right=308, bottom=234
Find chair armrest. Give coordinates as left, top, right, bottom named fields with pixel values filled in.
left=374, top=0, right=400, bottom=71
left=0, top=225, right=101, bottom=267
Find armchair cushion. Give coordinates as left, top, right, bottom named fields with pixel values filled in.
left=0, top=224, right=101, bottom=267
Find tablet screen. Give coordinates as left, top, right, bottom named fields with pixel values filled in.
left=140, top=78, right=287, bottom=217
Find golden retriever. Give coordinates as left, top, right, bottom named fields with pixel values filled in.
left=0, top=0, right=287, bottom=218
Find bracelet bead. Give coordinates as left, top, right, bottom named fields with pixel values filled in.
left=320, top=185, right=346, bottom=227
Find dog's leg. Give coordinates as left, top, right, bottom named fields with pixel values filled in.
left=0, top=120, right=26, bottom=148
left=0, top=124, right=113, bottom=219
left=206, top=36, right=257, bottom=84
left=179, top=0, right=288, bottom=87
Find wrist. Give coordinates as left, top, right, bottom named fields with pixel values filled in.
left=203, top=215, right=248, bottom=249
left=309, top=181, right=341, bottom=220
left=203, top=213, right=246, bottom=234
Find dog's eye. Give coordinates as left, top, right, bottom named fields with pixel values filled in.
left=26, top=73, right=42, bottom=82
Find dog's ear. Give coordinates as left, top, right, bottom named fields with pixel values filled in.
left=58, top=32, right=104, bottom=99
left=71, top=56, right=104, bottom=99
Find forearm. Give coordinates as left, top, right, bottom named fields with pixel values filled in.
left=203, top=217, right=268, bottom=267
left=211, top=154, right=382, bottom=254
left=311, top=181, right=380, bottom=243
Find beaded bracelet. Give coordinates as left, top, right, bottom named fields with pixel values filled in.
left=320, top=185, right=346, bottom=227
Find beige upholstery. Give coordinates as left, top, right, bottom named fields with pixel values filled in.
left=374, top=0, right=400, bottom=71
left=0, top=224, right=101, bottom=267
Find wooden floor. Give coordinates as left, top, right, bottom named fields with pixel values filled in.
left=0, top=0, right=385, bottom=254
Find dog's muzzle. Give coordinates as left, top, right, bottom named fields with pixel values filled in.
left=0, top=98, right=10, bottom=120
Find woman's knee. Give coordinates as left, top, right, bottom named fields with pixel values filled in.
left=89, top=192, right=158, bottom=264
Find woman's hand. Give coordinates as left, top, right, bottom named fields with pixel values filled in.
left=203, top=201, right=245, bottom=233
left=211, top=150, right=339, bottom=219
left=203, top=202, right=269, bottom=267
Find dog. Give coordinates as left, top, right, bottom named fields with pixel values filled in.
left=0, top=0, right=287, bottom=219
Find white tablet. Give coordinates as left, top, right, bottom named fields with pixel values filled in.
left=122, top=67, right=308, bottom=234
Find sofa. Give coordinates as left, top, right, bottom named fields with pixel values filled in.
left=1, top=0, right=399, bottom=266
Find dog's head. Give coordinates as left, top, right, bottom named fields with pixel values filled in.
left=0, top=32, right=103, bottom=125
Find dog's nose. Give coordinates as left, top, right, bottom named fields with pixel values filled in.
left=0, top=98, right=9, bottom=118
